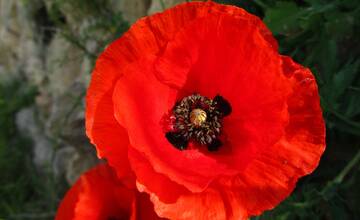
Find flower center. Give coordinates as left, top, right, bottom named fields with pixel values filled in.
left=190, top=108, right=207, bottom=126
left=165, top=94, right=232, bottom=151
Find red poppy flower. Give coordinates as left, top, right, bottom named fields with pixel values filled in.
left=86, top=1, right=325, bottom=219
left=56, top=163, right=163, bottom=220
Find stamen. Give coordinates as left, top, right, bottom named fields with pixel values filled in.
left=165, top=93, right=231, bottom=151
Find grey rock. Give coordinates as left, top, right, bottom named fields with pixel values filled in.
left=148, top=0, right=185, bottom=15
left=15, top=107, right=53, bottom=170
left=3, top=0, right=192, bottom=186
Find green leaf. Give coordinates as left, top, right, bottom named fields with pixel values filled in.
left=345, top=88, right=360, bottom=117
left=263, top=1, right=302, bottom=35
left=332, top=60, right=360, bottom=100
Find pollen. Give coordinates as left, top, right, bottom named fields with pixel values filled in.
left=190, top=108, right=207, bottom=126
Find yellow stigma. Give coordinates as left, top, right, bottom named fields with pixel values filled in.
left=190, top=108, right=207, bottom=126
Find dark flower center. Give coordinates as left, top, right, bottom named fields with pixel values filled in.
left=165, top=94, right=231, bottom=151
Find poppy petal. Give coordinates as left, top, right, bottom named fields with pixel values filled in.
left=214, top=56, right=325, bottom=216
left=128, top=147, right=189, bottom=203
left=111, top=2, right=290, bottom=193
left=86, top=88, right=132, bottom=179
left=138, top=56, right=325, bottom=220
left=135, top=192, right=167, bottom=220
left=86, top=1, right=249, bottom=182
left=56, top=163, right=164, bottom=220
left=155, top=6, right=278, bottom=90
left=88, top=1, right=283, bottom=194
left=156, top=11, right=292, bottom=171
left=85, top=9, right=165, bottom=178
left=138, top=183, right=231, bottom=220
left=85, top=0, right=193, bottom=178
left=55, top=163, right=134, bottom=220
left=130, top=150, right=248, bottom=219
left=113, top=57, right=237, bottom=192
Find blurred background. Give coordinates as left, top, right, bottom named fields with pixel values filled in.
left=0, top=0, right=359, bottom=219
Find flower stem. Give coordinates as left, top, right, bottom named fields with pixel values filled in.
left=333, top=148, right=360, bottom=184
left=320, top=148, right=360, bottom=198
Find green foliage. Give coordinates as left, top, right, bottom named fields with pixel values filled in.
left=0, top=79, right=66, bottom=219
left=0, top=80, right=36, bottom=141
left=259, top=0, right=360, bottom=136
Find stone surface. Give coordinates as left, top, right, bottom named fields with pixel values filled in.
left=15, top=107, right=53, bottom=170
left=2, top=0, right=190, bottom=185
left=117, top=0, right=151, bottom=23
left=148, top=0, right=186, bottom=15
left=53, top=146, right=97, bottom=184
